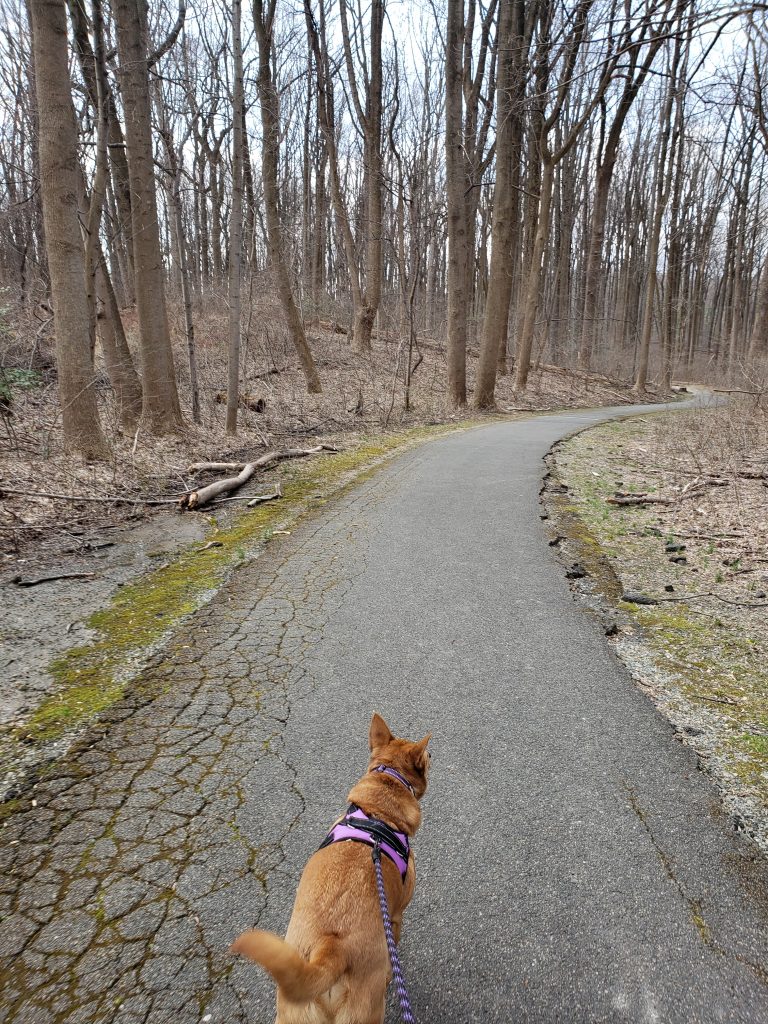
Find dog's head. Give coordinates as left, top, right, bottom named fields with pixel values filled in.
left=368, top=712, right=431, bottom=797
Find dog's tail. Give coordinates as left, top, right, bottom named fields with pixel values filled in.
left=231, top=929, right=345, bottom=1003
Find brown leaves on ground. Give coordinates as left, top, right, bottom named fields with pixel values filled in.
left=0, top=302, right=666, bottom=567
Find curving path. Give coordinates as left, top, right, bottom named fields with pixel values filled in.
left=1, top=399, right=768, bottom=1024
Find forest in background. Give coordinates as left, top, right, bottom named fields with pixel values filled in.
left=1, top=0, right=768, bottom=460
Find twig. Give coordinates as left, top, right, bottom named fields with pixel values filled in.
left=0, top=487, right=178, bottom=505
left=0, top=517, right=92, bottom=531
left=11, top=571, right=96, bottom=587
left=713, top=388, right=764, bottom=396
left=689, top=692, right=740, bottom=706
left=247, top=482, right=282, bottom=507
left=652, top=591, right=768, bottom=609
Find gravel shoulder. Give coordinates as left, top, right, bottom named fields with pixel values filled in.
left=546, top=400, right=768, bottom=854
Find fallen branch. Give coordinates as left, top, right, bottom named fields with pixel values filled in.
left=248, top=482, right=282, bottom=507
left=180, top=446, right=338, bottom=510
left=188, top=461, right=247, bottom=474
left=606, top=478, right=721, bottom=506
left=713, top=388, right=764, bottom=396
left=607, top=493, right=676, bottom=506
left=0, top=487, right=177, bottom=506
left=651, top=591, right=768, bottom=609
left=689, top=692, right=740, bottom=706
left=12, top=571, right=96, bottom=587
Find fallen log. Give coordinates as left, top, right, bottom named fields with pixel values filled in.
left=180, top=446, right=338, bottom=510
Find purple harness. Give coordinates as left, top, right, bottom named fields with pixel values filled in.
left=318, top=765, right=413, bottom=881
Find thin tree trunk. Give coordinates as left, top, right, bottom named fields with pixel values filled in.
left=445, top=0, right=468, bottom=407
left=515, top=158, right=554, bottom=390
left=748, top=257, right=768, bottom=360
left=635, top=39, right=682, bottom=392
left=255, top=0, right=321, bottom=393
left=475, top=0, right=524, bottom=408
left=113, top=0, right=183, bottom=431
left=227, top=0, right=244, bottom=433
left=95, top=259, right=143, bottom=429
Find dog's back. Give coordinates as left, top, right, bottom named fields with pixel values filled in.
left=232, top=714, right=430, bottom=1024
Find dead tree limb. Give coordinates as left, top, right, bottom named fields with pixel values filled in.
left=12, top=571, right=97, bottom=586
left=180, top=446, right=338, bottom=510
left=0, top=487, right=177, bottom=505
left=607, top=494, right=676, bottom=506
left=187, top=461, right=246, bottom=474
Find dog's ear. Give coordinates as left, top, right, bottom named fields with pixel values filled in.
left=369, top=712, right=394, bottom=751
left=411, top=733, right=431, bottom=770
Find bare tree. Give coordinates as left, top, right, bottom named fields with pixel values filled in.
left=635, top=27, right=687, bottom=392
left=112, top=0, right=183, bottom=431
left=445, top=0, right=498, bottom=407
left=226, top=0, right=244, bottom=433
left=475, top=0, right=530, bottom=408
left=255, top=0, right=322, bottom=393
left=28, top=0, right=106, bottom=457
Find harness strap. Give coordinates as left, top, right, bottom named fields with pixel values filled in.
left=318, top=805, right=410, bottom=881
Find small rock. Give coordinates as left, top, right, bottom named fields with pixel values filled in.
left=664, top=584, right=675, bottom=592
left=756, top=591, right=766, bottom=599
left=665, top=542, right=686, bottom=553
left=604, top=622, right=619, bottom=637
left=669, top=556, right=687, bottom=565
left=622, top=592, right=658, bottom=605
left=566, top=563, right=587, bottom=579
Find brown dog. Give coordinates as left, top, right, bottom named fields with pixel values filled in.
left=231, top=712, right=430, bottom=1024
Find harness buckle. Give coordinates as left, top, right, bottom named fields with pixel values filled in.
left=371, top=840, right=382, bottom=865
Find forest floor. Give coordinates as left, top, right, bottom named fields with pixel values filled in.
left=547, top=395, right=768, bottom=853
left=0, top=317, right=670, bottom=802
left=0, top=315, right=669, bottom=565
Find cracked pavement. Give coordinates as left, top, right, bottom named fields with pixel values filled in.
left=2, top=403, right=768, bottom=1023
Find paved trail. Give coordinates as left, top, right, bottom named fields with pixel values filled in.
left=2, top=402, right=768, bottom=1024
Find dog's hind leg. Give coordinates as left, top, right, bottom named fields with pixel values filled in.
left=336, top=984, right=387, bottom=1024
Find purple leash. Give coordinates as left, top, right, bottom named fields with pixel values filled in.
left=372, top=842, right=416, bottom=1024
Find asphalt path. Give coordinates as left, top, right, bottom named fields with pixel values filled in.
left=2, top=397, right=768, bottom=1024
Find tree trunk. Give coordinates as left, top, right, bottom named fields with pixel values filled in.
left=445, top=0, right=468, bottom=407
left=338, top=0, right=384, bottom=354
left=226, top=0, right=244, bottom=434
left=515, top=158, right=554, bottom=391
left=29, top=0, right=107, bottom=458
left=635, top=40, right=681, bottom=392
left=255, top=0, right=322, bottom=393
left=95, top=260, right=143, bottom=430
left=748, top=257, right=768, bottom=360
left=113, top=0, right=183, bottom=432
left=475, top=0, right=524, bottom=408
